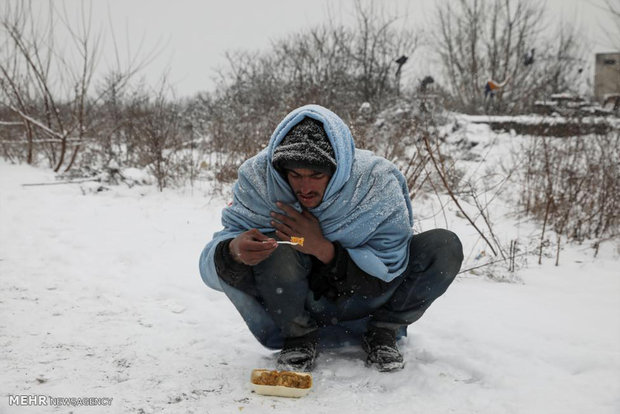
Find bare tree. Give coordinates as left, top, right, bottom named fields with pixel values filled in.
left=0, top=1, right=155, bottom=173
left=433, top=0, right=584, bottom=114
left=346, top=0, right=419, bottom=104
left=0, top=1, right=100, bottom=171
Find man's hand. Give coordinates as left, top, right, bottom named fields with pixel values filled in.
left=229, top=229, right=277, bottom=266
left=270, top=202, right=335, bottom=264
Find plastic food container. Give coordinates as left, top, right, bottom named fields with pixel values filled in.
left=250, top=369, right=312, bottom=398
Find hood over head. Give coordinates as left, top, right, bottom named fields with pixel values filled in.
left=267, top=104, right=355, bottom=202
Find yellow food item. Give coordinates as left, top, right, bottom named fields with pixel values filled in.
left=251, top=370, right=311, bottom=389
left=290, top=236, right=304, bottom=246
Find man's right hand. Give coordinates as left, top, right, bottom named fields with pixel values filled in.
left=229, top=229, right=278, bottom=266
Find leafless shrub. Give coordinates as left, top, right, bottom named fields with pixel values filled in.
left=132, top=88, right=180, bottom=191
left=519, top=127, right=619, bottom=264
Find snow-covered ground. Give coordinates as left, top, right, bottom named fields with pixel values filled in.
left=1, top=140, right=619, bottom=413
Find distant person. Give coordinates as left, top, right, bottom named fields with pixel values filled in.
left=419, top=75, right=435, bottom=93
left=199, top=105, right=463, bottom=372
left=523, top=48, right=535, bottom=66
left=484, top=75, right=511, bottom=100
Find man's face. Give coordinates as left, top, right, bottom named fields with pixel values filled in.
left=286, top=168, right=331, bottom=209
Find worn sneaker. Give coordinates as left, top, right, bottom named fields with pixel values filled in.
left=276, top=332, right=318, bottom=372
left=362, top=327, right=405, bottom=372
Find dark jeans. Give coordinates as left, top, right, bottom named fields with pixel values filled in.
left=221, top=229, right=463, bottom=348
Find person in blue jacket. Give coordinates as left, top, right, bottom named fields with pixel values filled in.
left=199, top=105, right=463, bottom=372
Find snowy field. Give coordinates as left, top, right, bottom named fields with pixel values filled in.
left=1, top=144, right=619, bottom=413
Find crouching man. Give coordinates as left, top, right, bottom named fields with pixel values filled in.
left=199, top=105, right=463, bottom=372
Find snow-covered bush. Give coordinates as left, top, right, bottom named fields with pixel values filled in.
left=188, top=2, right=419, bottom=184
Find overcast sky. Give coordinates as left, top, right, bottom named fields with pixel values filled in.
left=23, top=0, right=619, bottom=97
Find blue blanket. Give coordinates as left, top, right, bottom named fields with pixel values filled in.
left=200, top=105, right=413, bottom=291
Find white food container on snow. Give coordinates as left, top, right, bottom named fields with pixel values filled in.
left=250, top=369, right=312, bottom=398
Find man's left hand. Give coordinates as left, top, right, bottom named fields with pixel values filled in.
left=270, top=201, right=334, bottom=264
